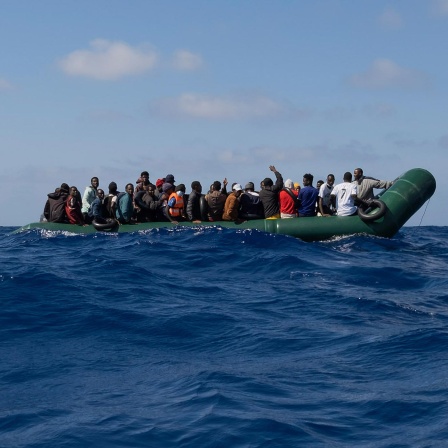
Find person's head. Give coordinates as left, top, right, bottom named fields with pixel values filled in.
left=284, top=179, right=294, bottom=189
left=165, top=174, right=175, bottom=184
left=162, top=183, right=174, bottom=194
left=70, top=186, right=78, bottom=197
left=245, top=182, right=255, bottom=192
left=175, top=184, right=186, bottom=196
left=108, top=182, right=118, bottom=194
left=125, top=183, right=134, bottom=195
left=91, top=177, right=99, bottom=188
left=156, top=178, right=164, bottom=191
left=316, top=180, right=324, bottom=190
left=212, top=180, right=221, bottom=191
left=146, top=185, right=155, bottom=196
left=191, top=181, right=202, bottom=193
left=232, top=183, right=243, bottom=197
left=303, top=173, right=314, bottom=186
left=260, top=178, right=273, bottom=189
left=294, top=182, right=300, bottom=191
left=97, top=188, right=105, bottom=199
left=343, top=172, right=353, bottom=182
left=140, top=171, right=149, bottom=181
left=60, top=183, right=70, bottom=194
left=327, top=174, right=335, bottom=186
left=354, top=168, right=363, bottom=181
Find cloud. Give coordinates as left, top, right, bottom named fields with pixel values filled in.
left=349, top=58, right=429, bottom=89
left=0, top=78, right=13, bottom=91
left=58, top=39, right=158, bottom=80
left=171, top=50, right=203, bottom=71
left=378, top=8, right=404, bottom=29
left=151, top=92, right=308, bottom=121
left=431, top=0, right=448, bottom=16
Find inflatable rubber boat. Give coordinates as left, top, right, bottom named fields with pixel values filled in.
left=14, top=168, right=436, bottom=242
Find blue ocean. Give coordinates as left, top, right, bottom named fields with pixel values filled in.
left=1, top=225, right=447, bottom=447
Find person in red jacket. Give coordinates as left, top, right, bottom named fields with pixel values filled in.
left=279, top=179, right=299, bottom=218
left=65, top=186, right=85, bottom=225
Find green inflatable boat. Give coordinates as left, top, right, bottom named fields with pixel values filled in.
left=15, top=168, right=436, bottom=242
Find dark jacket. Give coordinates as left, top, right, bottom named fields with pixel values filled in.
left=45, top=191, right=69, bottom=223
left=89, top=197, right=104, bottom=220
left=205, top=191, right=227, bottom=221
left=239, top=193, right=264, bottom=219
left=259, top=171, right=283, bottom=218
left=186, top=190, right=203, bottom=221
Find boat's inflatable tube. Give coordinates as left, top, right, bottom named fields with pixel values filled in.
left=12, top=169, right=437, bottom=241
left=92, top=218, right=118, bottom=231
left=358, top=199, right=387, bottom=222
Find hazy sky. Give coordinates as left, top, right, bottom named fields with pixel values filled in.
left=1, top=1, right=445, bottom=226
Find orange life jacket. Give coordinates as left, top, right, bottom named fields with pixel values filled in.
left=168, top=192, right=184, bottom=217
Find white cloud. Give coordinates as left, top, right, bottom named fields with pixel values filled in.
left=58, top=39, right=158, bottom=80
left=378, top=7, right=404, bottom=29
left=151, top=93, right=307, bottom=121
left=431, top=0, right=448, bottom=16
left=349, top=58, right=429, bottom=89
left=0, top=78, right=13, bottom=91
left=171, top=50, right=203, bottom=71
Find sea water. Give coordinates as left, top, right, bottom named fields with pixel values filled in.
left=1, top=226, right=447, bottom=447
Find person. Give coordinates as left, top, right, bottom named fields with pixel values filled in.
left=42, top=188, right=59, bottom=222
left=115, top=183, right=135, bottom=224
left=186, top=181, right=203, bottom=222
left=259, top=166, right=283, bottom=219
left=88, top=189, right=107, bottom=223
left=139, top=184, right=164, bottom=221
left=102, top=182, right=118, bottom=218
left=159, top=182, right=175, bottom=221
left=298, top=173, right=318, bottom=217
left=239, top=182, right=264, bottom=220
left=205, top=179, right=228, bottom=221
left=134, top=171, right=155, bottom=196
left=222, top=184, right=243, bottom=221
left=134, top=184, right=152, bottom=222
left=279, top=179, right=299, bottom=218
left=44, top=183, right=70, bottom=223
left=66, top=186, right=85, bottom=225
left=81, top=177, right=99, bottom=224
left=353, top=168, right=393, bottom=203
left=331, top=172, right=358, bottom=216
left=165, top=174, right=176, bottom=190
left=318, top=174, right=335, bottom=216
left=166, top=184, right=187, bottom=223
left=154, top=178, right=165, bottom=199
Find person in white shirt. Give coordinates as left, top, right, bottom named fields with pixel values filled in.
left=331, top=172, right=358, bottom=216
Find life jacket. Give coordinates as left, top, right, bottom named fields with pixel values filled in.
left=168, top=192, right=184, bottom=217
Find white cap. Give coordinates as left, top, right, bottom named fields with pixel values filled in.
left=232, top=183, right=243, bottom=192
left=284, top=179, right=294, bottom=189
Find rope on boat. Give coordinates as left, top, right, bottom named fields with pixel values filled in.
left=418, top=198, right=431, bottom=227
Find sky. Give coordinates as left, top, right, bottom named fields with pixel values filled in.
left=0, top=0, right=446, bottom=227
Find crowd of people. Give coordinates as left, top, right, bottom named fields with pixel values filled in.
left=41, top=166, right=394, bottom=226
